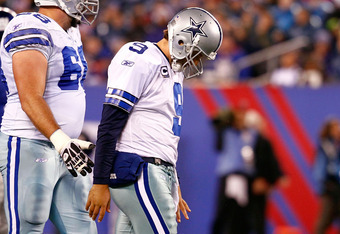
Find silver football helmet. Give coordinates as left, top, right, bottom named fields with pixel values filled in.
left=34, top=0, right=99, bottom=25
left=167, top=7, right=223, bottom=79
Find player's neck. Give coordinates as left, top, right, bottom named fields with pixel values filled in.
left=156, top=39, right=171, bottom=63
left=38, top=6, right=72, bottom=31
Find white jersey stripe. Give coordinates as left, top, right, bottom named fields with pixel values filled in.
left=177, top=93, right=182, bottom=106
left=5, top=34, right=50, bottom=49
left=105, top=94, right=134, bottom=107
left=137, top=168, right=166, bottom=234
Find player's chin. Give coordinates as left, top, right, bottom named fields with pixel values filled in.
left=71, top=17, right=81, bottom=27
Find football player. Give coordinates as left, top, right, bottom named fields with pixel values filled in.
left=86, top=7, right=223, bottom=233
left=0, top=0, right=99, bottom=233
left=0, top=6, right=17, bottom=234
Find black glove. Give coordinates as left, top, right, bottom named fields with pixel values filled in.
left=60, top=141, right=95, bottom=177
left=50, top=129, right=95, bottom=177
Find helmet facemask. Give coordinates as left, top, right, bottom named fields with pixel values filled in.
left=172, top=36, right=204, bottom=79
left=35, top=0, right=99, bottom=25
left=171, top=35, right=217, bottom=79
left=74, top=0, right=99, bottom=25
left=181, top=51, right=204, bottom=79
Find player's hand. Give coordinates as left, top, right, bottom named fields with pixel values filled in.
left=50, top=129, right=95, bottom=177
left=86, top=184, right=111, bottom=222
left=176, top=197, right=191, bottom=223
left=59, top=141, right=95, bottom=177
left=176, top=186, right=191, bottom=223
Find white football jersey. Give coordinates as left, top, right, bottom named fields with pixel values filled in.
left=0, top=13, right=87, bottom=140
left=106, top=41, right=184, bottom=166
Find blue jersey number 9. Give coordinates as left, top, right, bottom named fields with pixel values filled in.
left=172, top=83, right=183, bottom=136
left=129, top=42, right=148, bottom=54
left=128, top=42, right=183, bottom=136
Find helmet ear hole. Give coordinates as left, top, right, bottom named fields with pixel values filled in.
left=178, top=40, right=184, bottom=46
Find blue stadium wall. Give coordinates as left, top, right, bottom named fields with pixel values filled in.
left=79, top=84, right=340, bottom=234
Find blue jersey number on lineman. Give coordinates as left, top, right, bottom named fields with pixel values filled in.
left=58, top=46, right=87, bottom=90
left=33, top=14, right=51, bottom=24
left=129, top=42, right=183, bottom=136
left=29, top=13, right=87, bottom=91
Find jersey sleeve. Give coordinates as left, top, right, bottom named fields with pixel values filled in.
left=93, top=104, right=129, bottom=184
left=104, top=42, right=156, bottom=113
left=2, top=13, right=53, bottom=59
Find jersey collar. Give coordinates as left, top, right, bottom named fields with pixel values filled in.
left=154, top=43, right=170, bottom=65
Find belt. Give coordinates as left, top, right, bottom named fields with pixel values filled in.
left=141, top=157, right=173, bottom=167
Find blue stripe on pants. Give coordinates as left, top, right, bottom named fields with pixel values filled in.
left=134, top=163, right=170, bottom=234
left=6, top=136, right=20, bottom=234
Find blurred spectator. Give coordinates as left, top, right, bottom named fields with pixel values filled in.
left=211, top=108, right=286, bottom=234
left=289, top=7, right=316, bottom=39
left=125, top=3, right=149, bottom=41
left=211, top=107, right=258, bottom=234
left=93, top=4, right=128, bottom=45
left=269, top=0, right=296, bottom=34
left=202, top=33, right=251, bottom=85
left=245, top=109, right=286, bottom=234
left=299, top=29, right=331, bottom=88
left=306, top=0, right=334, bottom=26
left=313, top=118, right=340, bottom=234
left=145, top=1, right=175, bottom=41
left=5, top=0, right=340, bottom=86
left=270, top=50, right=303, bottom=87
left=82, top=35, right=112, bottom=85
left=247, top=7, right=282, bottom=78
left=327, top=28, right=340, bottom=82
left=300, top=58, right=324, bottom=88
left=248, top=9, right=277, bottom=52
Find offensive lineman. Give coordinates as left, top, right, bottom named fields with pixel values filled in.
left=86, top=7, right=223, bottom=233
left=0, top=7, right=17, bottom=234
left=0, top=0, right=99, bottom=233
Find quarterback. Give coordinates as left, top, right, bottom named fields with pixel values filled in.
left=0, top=0, right=98, bottom=233
left=86, top=7, right=223, bottom=233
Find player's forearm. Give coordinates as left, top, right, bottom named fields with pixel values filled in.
left=13, top=49, right=58, bottom=138
left=93, top=136, right=117, bottom=184
left=93, top=104, right=129, bottom=184
left=20, top=93, right=60, bottom=139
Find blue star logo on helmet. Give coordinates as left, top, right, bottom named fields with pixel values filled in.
left=181, top=17, right=207, bottom=41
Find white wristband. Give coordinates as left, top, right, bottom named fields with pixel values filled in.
left=50, top=129, right=71, bottom=153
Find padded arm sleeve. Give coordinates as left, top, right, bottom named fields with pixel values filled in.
left=93, top=104, right=129, bottom=184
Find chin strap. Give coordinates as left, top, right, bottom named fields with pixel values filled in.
left=171, top=59, right=182, bottom=72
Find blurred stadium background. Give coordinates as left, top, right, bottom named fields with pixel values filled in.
left=4, top=0, right=340, bottom=233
